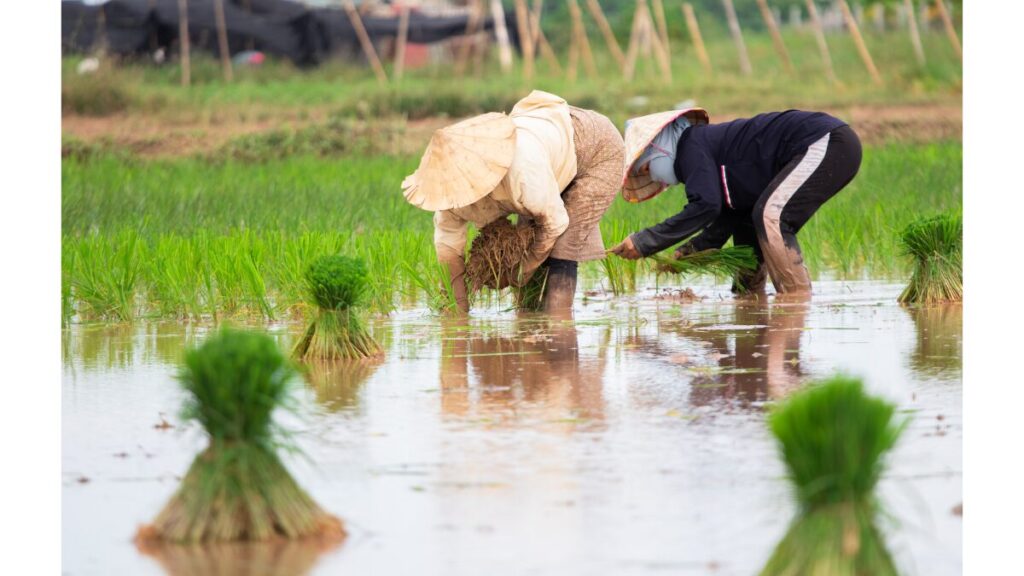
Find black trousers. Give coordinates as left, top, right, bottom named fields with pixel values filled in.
left=691, top=125, right=862, bottom=293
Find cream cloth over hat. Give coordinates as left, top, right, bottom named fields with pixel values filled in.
left=621, top=108, right=710, bottom=203
left=401, top=112, right=517, bottom=211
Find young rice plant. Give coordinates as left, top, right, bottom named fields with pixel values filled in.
left=137, top=328, right=344, bottom=544
left=761, top=376, right=907, bottom=576
left=292, top=255, right=382, bottom=360
left=897, top=213, right=962, bottom=304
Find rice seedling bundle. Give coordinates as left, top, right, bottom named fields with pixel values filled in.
left=651, top=246, right=759, bottom=279
left=137, top=328, right=344, bottom=544
left=465, top=217, right=538, bottom=291
left=898, top=213, right=962, bottom=304
left=761, top=376, right=907, bottom=576
left=292, top=255, right=382, bottom=360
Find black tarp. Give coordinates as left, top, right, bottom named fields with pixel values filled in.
left=61, top=0, right=507, bottom=67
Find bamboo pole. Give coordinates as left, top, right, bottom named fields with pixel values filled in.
left=903, top=0, right=926, bottom=65
left=642, top=0, right=671, bottom=80
left=721, top=0, right=752, bottom=76
left=650, top=0, right=670, bottom=59
left=933, top=0, right=962, bottom=60
left=682, top=3, right=712, bottom=75
left=535, top=27, right=563, bottom=75
left=755, top=0, right=794, bottom=75
left=394, top=5, right=410, bottom=81
left=97, top=4, right=108, bottom=54
left=568, top=0, right=598, bottom=79
left=623, top=1, right=644, bottom=80
left=491, top=0, right=514, bottom=73
left=530, top=0, right=544, bottom=58
left=838, top=0, right=882, bottom=85
left=513, top=0, right=535, bottom=81
left=567, top=10, right=580, bottom=82
left=804, top=0, right=837, bottom=84
left=344, top=1, right=388, bottom=84
left=213, top=0, right=233, bottom=82
left=177, top=0, right=190, bottom=87
left=531, top=2, right=563, bottom=75
left=455, top=0, right=483, bottom=76
left=241, top=0, right=254, bottom=51
left=584, top=0, right=625, bottom=70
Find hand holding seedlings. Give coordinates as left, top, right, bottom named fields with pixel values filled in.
left=607, top=235, right=643, bottom=260
left=621, top=109, right=862, bottom=294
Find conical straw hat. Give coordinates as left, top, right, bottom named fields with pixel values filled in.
left=621, top=108, right=710, bottom=203
left=402, top=112, right=517, bottom=211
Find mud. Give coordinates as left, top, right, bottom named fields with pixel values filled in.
left=62, top=101, right=961, bottom=159
left=62, top=281, right=961, bottom=576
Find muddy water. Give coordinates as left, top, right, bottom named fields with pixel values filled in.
left=62, top=281, right=961, bottom=576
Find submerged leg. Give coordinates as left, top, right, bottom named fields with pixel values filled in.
left=754, top=126, right=862, bottom=294
left=541, top=258, right=578, bottom=314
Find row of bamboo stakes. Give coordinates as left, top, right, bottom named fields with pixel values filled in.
left=173, top=0, right=962, bottom=88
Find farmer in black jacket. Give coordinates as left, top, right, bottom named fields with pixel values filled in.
left=608, top=109, right=862, bottom=294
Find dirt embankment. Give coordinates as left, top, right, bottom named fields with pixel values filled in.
left=63, top=102, right=961, bottom=160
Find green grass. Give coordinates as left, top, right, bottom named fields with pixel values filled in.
left=60, top=141, right=960, bottom=320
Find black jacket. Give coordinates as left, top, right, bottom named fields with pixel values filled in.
left=631, top=110, right=847, bottom=256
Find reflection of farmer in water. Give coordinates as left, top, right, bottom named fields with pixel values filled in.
left=609, top=110, right=862, bottom=295
left=439, top=317, right=609, bottom=422
left=402, top=90, right=625, bottom=313
left=682, top=298, right=809, bottom=408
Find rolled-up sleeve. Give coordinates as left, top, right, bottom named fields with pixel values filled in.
left=508, top=143, right=570, bottom=272
left=433, top=210, right=469, bottom=263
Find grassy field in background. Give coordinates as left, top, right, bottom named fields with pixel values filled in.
left=62, top=27, right=962, bottom=125
left=61, top=141, right=961, bottom=322
left=61, top=22, right=962, bottom=323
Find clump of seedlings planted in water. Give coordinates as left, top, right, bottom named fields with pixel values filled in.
left=136, top=328, right=344, bottom=544
left=898, top=213, right=962, bottom=304
left=761, top=375, right=907, bottom=576
left=293, top=255, right=382, bottom=360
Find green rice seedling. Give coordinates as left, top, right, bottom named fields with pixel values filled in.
left=62, top=238, right=75, bottom=326
left=651, top=246, right=759, bottom=280
left=761, top=376, right=907, bottom=576
left=292, top=255, right=382, bottom=360
left=137, top=328, right=344, bottom=544
left=70, top=230, right=143, bottom=322
left=599, top=221, right=642, bottom=296
left=898, top=213, right=962, bottom=304
left=514, top=268, right=549, bottom=312
left=403, top=259, right=461, bottom=313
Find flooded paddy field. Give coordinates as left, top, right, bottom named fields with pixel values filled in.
left=62, top=281, right=961, bottom=576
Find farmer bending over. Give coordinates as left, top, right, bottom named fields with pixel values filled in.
left=402, top=90, right=625, bottom=313
left=608, top=109, right=862, bottom=294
